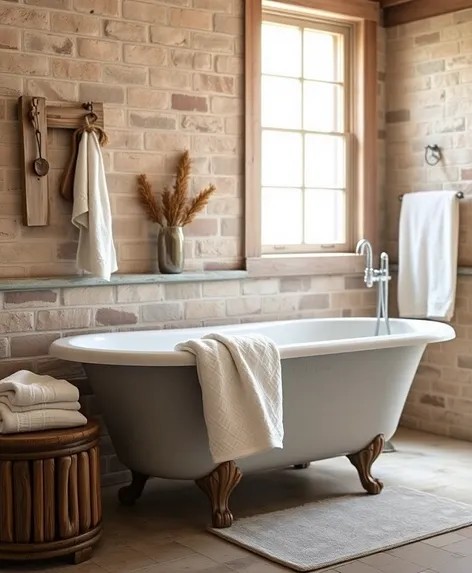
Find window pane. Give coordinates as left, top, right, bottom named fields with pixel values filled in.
left=262, top=130, right=303, bottom=187
left=304, top=189, right=346, bottom=244
left=303, top=29, right=340, bottom=82
left=262, top=22, right=301, bottom=78
left=305, top=134, right=345, bottom=188
left=262, top=76, right=302, bottom=129
left=262, top=188, right=303, bottom=245
left=304, top=81, right=343, bottom=132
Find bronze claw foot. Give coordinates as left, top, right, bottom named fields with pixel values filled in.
left=347, top=434, right=384, bottom=495
left=196, top=461, right=242, bottom=528
left=118, top=471, right=149, bottom=506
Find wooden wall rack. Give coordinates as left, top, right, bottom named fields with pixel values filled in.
left=18, top=96, right=104, bottom=227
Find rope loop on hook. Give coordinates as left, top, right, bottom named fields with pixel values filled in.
left=59, top=103, right=108, bottom=201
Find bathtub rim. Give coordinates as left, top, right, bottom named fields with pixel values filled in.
left=49, top=317, right=455, bottom=367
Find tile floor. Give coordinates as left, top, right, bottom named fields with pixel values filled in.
left=3, top=427, right=472, bottom=573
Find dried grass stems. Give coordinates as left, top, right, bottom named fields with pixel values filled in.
left=136, top=173, right=164, bottom=227
left=137, top=150, right=216, bottom=228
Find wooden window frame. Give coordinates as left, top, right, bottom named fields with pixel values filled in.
left=245, top=0, right=379, bottom=277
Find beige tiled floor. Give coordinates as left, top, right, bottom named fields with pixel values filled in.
left=3, top=428, right=472, bottom=573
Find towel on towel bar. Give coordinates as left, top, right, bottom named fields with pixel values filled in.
left=398, top=190, right=459, bottom=321
left=0, top=370, right=79, bottom=407
left=72, top=129, right=118, bottom=281
left=176, top=333, right=283, bottom=464
left=0, top=403, right=87, bottom=434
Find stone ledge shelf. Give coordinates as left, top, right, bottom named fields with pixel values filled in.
left=0, top=271, right=249, bottom=292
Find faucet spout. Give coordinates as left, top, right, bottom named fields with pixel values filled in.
left=356, top=239, right=373, bottom=268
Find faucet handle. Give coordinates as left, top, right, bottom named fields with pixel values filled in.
left=364, top=268, right=374, bottom=288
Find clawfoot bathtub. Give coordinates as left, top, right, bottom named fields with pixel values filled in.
left=50, top=317, right=455, bottom=527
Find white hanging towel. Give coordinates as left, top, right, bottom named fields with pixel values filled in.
left=398, top=191, right=459, bottom=321
left=176, top=333, right=283, bottom=464
left=0, top=403, right=87, bottom=434
left=72, top=130, right=118, bottom=281
left=0, top=370, right=79, bottom=407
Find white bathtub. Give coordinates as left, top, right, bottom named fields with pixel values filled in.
left=50, top=317, right=455, bottom=527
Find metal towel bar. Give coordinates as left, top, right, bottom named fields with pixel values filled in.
left=398, top=191, right=464, bottom=201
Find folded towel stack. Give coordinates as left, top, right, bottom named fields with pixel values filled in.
left=0, top=370, right=87, bottom=434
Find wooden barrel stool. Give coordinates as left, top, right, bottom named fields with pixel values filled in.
left=0, top=420, right=102, bottom=564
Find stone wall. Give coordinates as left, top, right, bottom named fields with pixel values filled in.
left=0, top=0, right=384, bottom=484
left=386, top=10, right=472, bottom=441
left=0, top=0, right=244, bottom=276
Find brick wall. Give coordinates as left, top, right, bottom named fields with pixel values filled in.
left=378, top=24, right=386, bottom=246
left=0, top=0, right=244, bottom=276
left=0, top=0, right=384, bottom=483
left=386, top=10, right=472, bottom=441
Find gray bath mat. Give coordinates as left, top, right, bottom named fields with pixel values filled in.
left=210, top=487, right=472, bottom=572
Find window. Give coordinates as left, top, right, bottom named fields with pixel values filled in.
left=261, top=11, right=352, bottom=254
left=244, top=0, right=378, bottom=276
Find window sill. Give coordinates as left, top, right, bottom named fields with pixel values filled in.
left=246, top=253, right=364, bottom=277
left=0, top=271, right=249, bottom=292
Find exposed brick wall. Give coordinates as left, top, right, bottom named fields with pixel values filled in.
left=0, top=0, right=244, bottom=276
left=378, top=24, right=386, bottom=249
left=386, top=10, right=472, bottom=441
left=0, top=0, right=385, bottom=482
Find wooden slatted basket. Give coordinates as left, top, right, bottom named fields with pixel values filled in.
left=0, top=420, right=102, bottom=564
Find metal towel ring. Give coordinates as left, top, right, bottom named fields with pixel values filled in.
left=425, top=144, right=442, bottom=166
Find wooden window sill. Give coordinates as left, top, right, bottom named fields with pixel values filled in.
left=246, top=253, right=364, bottom=277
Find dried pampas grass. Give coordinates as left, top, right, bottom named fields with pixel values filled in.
left=181, top=185, right=216, bottom=226
left=137, top=174, right=164, bottom=227
left=136, top=150, right=216, bottom=227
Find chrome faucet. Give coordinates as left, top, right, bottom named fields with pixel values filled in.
left=355, top=239, right=391, bottom=335
left=356, top=239, right=374, bottom=288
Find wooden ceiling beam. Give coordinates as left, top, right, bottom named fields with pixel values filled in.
left=384, top=0, right=472, bottom=27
